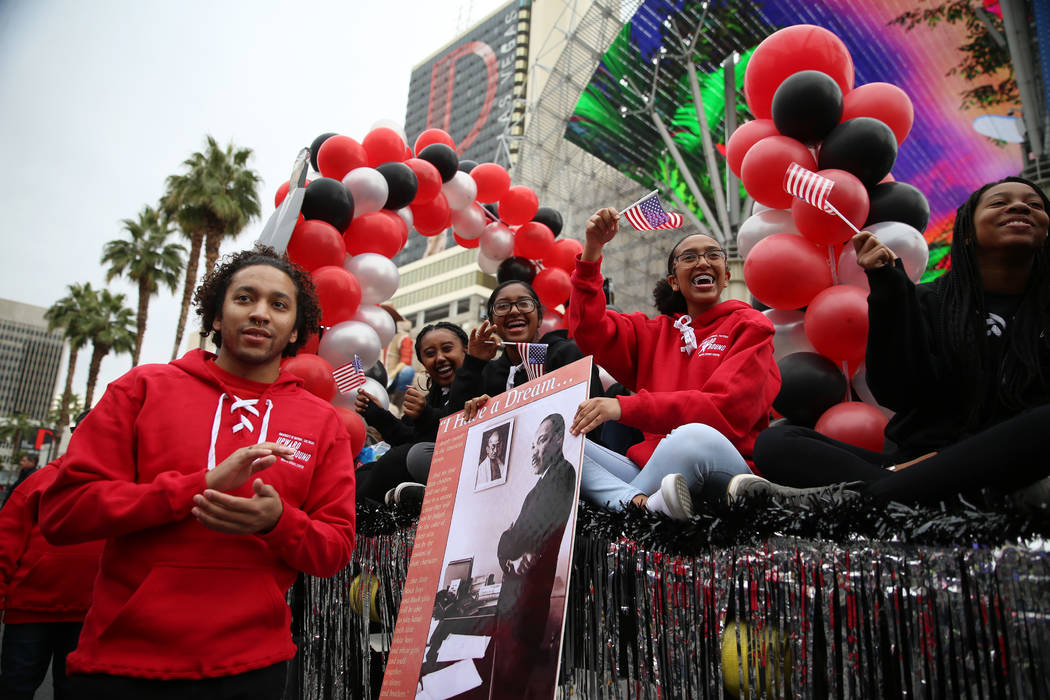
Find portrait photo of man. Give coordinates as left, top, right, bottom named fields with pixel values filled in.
left=475, top=421, right=511, bottom=491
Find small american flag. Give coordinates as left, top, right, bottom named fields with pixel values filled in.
left=784, top=162, right=836, bottom=213
left=515, top=343, right=547, bottom=381
left=333, top=355, right=367, bottom=393
left=620, top=190, right=683, bottom=231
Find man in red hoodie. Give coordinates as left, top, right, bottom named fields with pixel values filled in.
left=40, top=247, right=357, bottom=700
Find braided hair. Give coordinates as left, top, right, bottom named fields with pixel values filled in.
left=414, top=321, right=468, bottom=363
left=937, top=176, right=1050, bottom=424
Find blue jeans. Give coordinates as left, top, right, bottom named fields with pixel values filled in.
left=0, top=621, right=82, bottom=700
left=580, top=423, right=750, bottom=510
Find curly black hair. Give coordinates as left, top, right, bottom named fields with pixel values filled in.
left=414, top=321, right=468, bottom=363
left=193, top=245, right=321, bottom=357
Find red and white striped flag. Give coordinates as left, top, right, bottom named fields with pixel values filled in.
left=620, top=190, right=683, bottom=231
left=333, top=355, right=367, bottom=393
left=515, top=343, right=547, bottom=381
left=784, top=162, right=836, bottom=213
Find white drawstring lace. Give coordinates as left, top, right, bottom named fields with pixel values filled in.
left=673, top=315, right=697, bottom=355
left=207, top=393, right=274, bottom=470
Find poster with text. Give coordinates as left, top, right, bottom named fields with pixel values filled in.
left=380, top=357, right=591, bottom=700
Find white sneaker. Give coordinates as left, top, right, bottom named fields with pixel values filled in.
left=727, top=473, right=862, bottom=505
left=645, top=473, right=694, bottom=521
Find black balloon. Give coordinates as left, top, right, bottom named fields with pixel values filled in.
left=309, top=132, right=337, bottom=172
left=771, top=70, right=843, bottom=145
left=301, top=178, right=354, bottom=232
left=417, top=144, right=459, bottom=183
left=376, top=162, right=418, bottom=210
left=774, top=352, right=847, bottom=428
left=364, top=361, right=388, bottom=387
left=818, top=117, right=897, bottom=188
left=458, top=159, right=478, bottom=173
left=865, top=182, right=930, bottom=232
left=532, top=206, right=564, bottom=237
left=497, top=256, right=538, bottom=284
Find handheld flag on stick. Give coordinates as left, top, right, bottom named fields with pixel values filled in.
left=515, top=343, right=547, bottom=381
left=333, top=355, right=367, bottom=393
left=619, top=190, right=683, bottom=231
left=783, top=162, right=861, bottom=235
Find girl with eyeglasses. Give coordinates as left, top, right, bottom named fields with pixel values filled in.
left=565, top=207, right=781, bottom=519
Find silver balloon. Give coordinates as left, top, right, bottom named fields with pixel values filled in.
left=865, top=221, right=929, bottom=283
left=344, top=253, right=399, bottom=304
left=351, top=303, right=396, bottom=347
left=851, top=362, right=894, bottom=418
left=836, top=245, right=869, bottom=292
left=451, top=204, right=487, bottom=240
left=331, top=376, right=390, bottom=412
left=442, top=170, right=478, bottom=211
left=763, top=308, right=815, bottom=361
left=397, top=206, right=413, bottom=231
left=751, top=200, right=774, bottom=216
left=368, top=118, right=408, bottom=144
left=318, top=320, right=382, bottom=370
left=342, top=167, right=388, bottom=217
left=479, top=222, right=515, bottom=261
left=737, top=209, right=799, bottom=259
left=477, top=250, right=501, bottom=275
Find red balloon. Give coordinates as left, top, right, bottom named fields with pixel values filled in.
left=453, top=230, right=481, bottom=248
left=362, top=127, right=407, bottom=168
left=804, top=284, right=869, bottom=362
left=410, top=193, right=451, bottom=236
left=532, top=267, right=571, bottom=308
left=470, top=163, right=511, bottom=203
left=499, top=186, right=539, bottom=226
left=405, top=158, right=442, bottom=204
left=287, top=219, right=346, bottom=271
left=791, top=169, right=869, bottom=245
left=300, top=331, right=320, bottom=355
left=543, top=238, right=583, bottom=273
left=343, top=211, right=404, bottom=258
left=741, top=135, right=816, bottom=209
left=726, top=119, right=779, bottom=178
left=282, top=353, right=336, bottom=401
left=744, top=25, right=855, bottom=119
left=538, top=307, right=566, bottom=337
left=841, top=82, right=914, bottom=145
left=513, top=222, right=555, bottom=260
left=333, top=406, right=367, bottom=457
left=814, top=401, right=888, bottom=452
left=275, top=178, right=311, bottom=208
left=312, top=266, right=362, bottom=326
left=317, top=135, right=368, bottom=180
left=414, top=128, right=456, bottom=155
left=744, top=233, right=833, bottom=309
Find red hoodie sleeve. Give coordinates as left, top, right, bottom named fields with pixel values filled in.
left=0, top=477, right=36, bottom=606
left=568, top=255, right=643, bottom=389
left=616, top=317, right=779, bottom=440
left=40, top=378, right=206, bottom=545
left=258, top=417, right=356, bottom=578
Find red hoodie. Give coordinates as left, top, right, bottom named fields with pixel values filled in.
left=569, top=256, right=781, bottom=468
left=40, top=349, right=356, bottom=680
left=0, top=461, right=103, bottom=624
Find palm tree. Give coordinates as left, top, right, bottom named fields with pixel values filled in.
left=81, top=289, right=137, bottom=408
left=47, top=392, right=83, bottom=460
left=163, top=136, right=262, bottom=359
left=0, top=413, right=37, bottom=467
left=102, top=204, right=186, bottom=366
left=45, top=282, right=95, bottom=443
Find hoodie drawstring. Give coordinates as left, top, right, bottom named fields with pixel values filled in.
left=207, top=393, right=274, bottom=470
left=674, top=315, right=697, bottom=355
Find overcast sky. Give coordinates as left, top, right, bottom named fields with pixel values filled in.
left=0, top=0, right=506, bottom=404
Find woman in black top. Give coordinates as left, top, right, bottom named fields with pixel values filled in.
left=752, top=177, right=1050, bottom=504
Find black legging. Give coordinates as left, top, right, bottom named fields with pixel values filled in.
left=754, top=404, right=1050, bottom=504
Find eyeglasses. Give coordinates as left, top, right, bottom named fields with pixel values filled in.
left=673, top=249, right=727, bottom=267
left=492, top=298, right=537, bottom=316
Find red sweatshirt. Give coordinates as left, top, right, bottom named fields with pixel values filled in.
left=569, top=256, right=781, bottom=468
left=0, top=461, right=103, bottom=624
left=40, top=349, right=356, bottom=680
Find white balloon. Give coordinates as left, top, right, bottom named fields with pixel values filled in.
left=369, top=118, right=408, bottom=144
left=763, top=308, right=814, bottom=361
left=332, top=376, right=390, bottom=411
left=442, top=170, right=478, bottom=211
left=597, top=365, right=617, bottom=392
left=479, top=222, right=515, bottom=261
left=477, top=250, right=501, bottom=275
left=318, top=320, right=382, bottom=370
left=751, top=200, right=774, bottom=216
left=836, top=246, right=870, bottom=292
left=737, top=209, right=799, bottom=259
left=452, top=204, right=487, bottom=240
left=851, top=362, right=894, bottom=418
left=351, top=304, right=396, bottom=347
left=344, top=253, right=399, bottom=304
left=342, top=167, right=388, bottom=216
left=397, top=206, right=413, bottom=231
left=865, top=221, right=929, bottom=283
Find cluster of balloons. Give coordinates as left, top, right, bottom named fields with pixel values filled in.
left=732, top=24, right=934, bottom=450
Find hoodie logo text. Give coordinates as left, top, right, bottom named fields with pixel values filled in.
left=276, top=431, right=315, bottom=469
left=697, top=334, right=728, bottom=358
